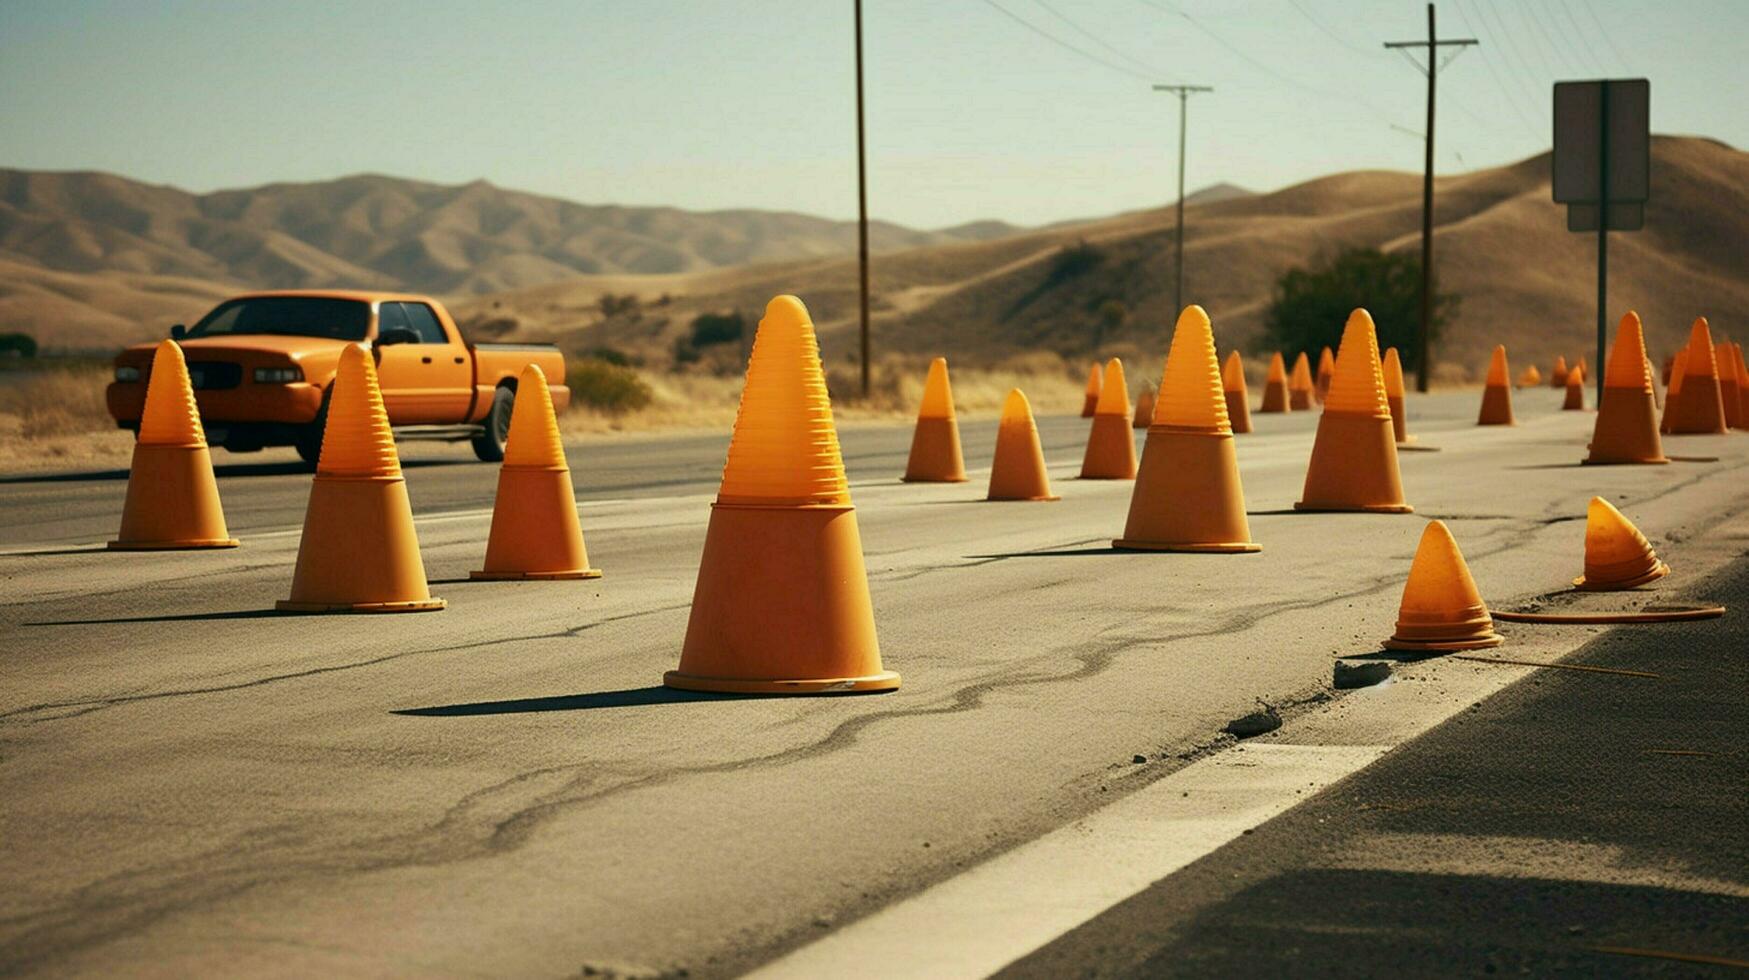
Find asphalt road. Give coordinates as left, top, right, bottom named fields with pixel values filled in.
left=3, top=388, right=1746, bottom=977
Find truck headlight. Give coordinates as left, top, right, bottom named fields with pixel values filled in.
left=115, top=366, right=141, bottom=382
left=253, top=366, right=303, bottom=383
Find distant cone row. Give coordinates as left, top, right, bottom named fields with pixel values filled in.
left=1297, top=310, right=1412, bottom=513
left=1477, top=345, right=1515, bottom=425
left=902, top=357, right=968, bottom=483
left=1585, top=312, right=1667, bottom=465
left=1663, top=317, right=1729, bottom=434
left=1260, top=352, right=1291, bottom=413
left=1382, top=347, right=1412, bottom=444
left=1562, top=361, right=1587, bottom=410
left=1080, top=358, right=1137, bottom=479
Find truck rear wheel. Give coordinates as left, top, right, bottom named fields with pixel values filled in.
left=472, top=385, right=514, bottom=462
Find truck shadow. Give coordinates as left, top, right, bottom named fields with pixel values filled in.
left=0, top=458, right=468, bottom=485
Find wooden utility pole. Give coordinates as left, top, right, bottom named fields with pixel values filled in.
left=1152, top=84, right=1212, bottom=319
left=854, top=0, right=871, bottom=398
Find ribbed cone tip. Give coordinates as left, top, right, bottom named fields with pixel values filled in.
left=318, top=344, right=402, bottom=479
left=1154, top=305, right=1229, bottom=432
left=1580, top=496, right=1666, bottom=587
left=502, top=364, right=567, bottom=469
left=138, top=339, right=206, bottom=447
left=1290, top=352, right=1313, bottom=390
left=1683, top=318, right=1718, bottom=379
left=1266, top=352, right=1287, bottom=383
left=1093, top=357, right=1131, bottom=416
left=1382, top=348, right=1407, bottom=399
left=1485, top=346, right=1509, bottom=386
left=1323, top=309, right=1390, bottom=416
left=1604, top=312, right=1652, bottom=390
left=917, top=357, right=955, bottom=420
left=1395, top=520, right=1493, bottom=633
left=1084, top=363, right=1104, bottom=397
left=717, top=295, right=850, bottom=506
left=1222, top=350, right=1247, bottom=394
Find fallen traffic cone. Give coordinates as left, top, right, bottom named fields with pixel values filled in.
left=1573, top=496, right=1668, bottom=591
left=1222, top=351, right=1253, bottom=434
left=1550, top=355, right=1569, bottom=388
left=1717, top=340, right=1742, bottom=429
left=902, top=357, right=967, bottom=482
left=278, top=344, right=444, bottom=613
left=1382, top=520, right=1502, bottom=651
left=472, top=365, right=601, bottom=580
left=1297, top=309, right=1413, bottom=513
left=109, top=340, right=239, bottom=550
left=666, top=295, right=897, bottom=694
left=1562, top=361, right=1586, bottom=410
left=988, top=388, right=1058, bottom=501
left=1665, top=318, right=1728, bottom=434
left=1517, top=364, right=1542, bottom=388
left=1260, top=352, right=1291, bottom=413
left=1080, top=358, right=1138, bottom=479
left=1080, top=362, right=1102, bottom=417
left=1383, top=347, right=1414, bottom=444
left=1133, top=384, right=1156, bottom=429
left=1477, top=345, right=1515, bottom=425
left=1584, top=312, right=1667, bottom=465
left=1289, top=352, right=1315, bottom=411
left=1314, top=346, right=1335, bottom=403
left=1660, top=348, right=1687, bottom=434
left=1116, top=305, right=1259, bottom=553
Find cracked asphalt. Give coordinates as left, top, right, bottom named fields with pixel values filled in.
left=2, top=388, right=1745, bottom=977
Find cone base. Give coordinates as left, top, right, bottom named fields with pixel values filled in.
left=1573, top=561, right=1669, bottom=591
left=470, top=568, right=603, bottom=581
left=1580, top=457, right=1669, bottom=466
left=1294, top=502, right=1415, bottom=514
left=662, top=669, right=900, bottom=695
left=1382, top=633, right=1504, bottom=652
left=276, top=598, right=447, bottom=614
left=1112, top=539, right=1261, bottom=553
left=1297, top=412, right=1412, bottom=513
left=987, top=494, right=1060, bottom=502
left=108, top=537, right=239, bottom=550
left=901, top=476, right=969, bottom=484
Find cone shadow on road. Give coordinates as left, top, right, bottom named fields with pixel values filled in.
left=28, top=608, right=292, bottom=626
left=393, top=685, right=830, bottom=716
left=0, top=458, right=467, bottom=486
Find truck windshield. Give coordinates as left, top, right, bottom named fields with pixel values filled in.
left=186, top=297, right=371, bottom=341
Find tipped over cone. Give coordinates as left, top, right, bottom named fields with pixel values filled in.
left=1562, top=361, right=1587, bottom=410
left=1080, top=358, right=1137, bottom=479
left=667, top=295, right=896, bottom=694
left=1382, top=347, right=1413, bottom=444
left=1665, top=318, right=1728, bottom=434
left=1550, top=355, right=1569, bottom=388
left=1132, top=385, right=1156, bottom=429
left=1477, top=345, right=1515, bottom=425
left=1222, top=351, right=1253, bottom=434
left=1585, top=312, right=1667, bottom=465
left=1517, top=364, right=1542, bottom=387
left=278, top=344, right=443, bottom=612
left=1314, top=346, right=1335, bottom=403
left=1080, top=362, right=1102, bottom=417
left=1116, top=306, right=1258, bottom=552
left=1289, top=352, right=1314, bottom=410
left=1296, top=310, right=1412, bottom=513
left=902, top=357, right=968, bottom=482
left=1260, top=352, right=1290, bottom=413
left=109, top=340, right=238, bottom=550
left=1573, top=497, right=1668, bottom=591
left=1383, top=521, right=1502, bottom=651
left=472, top=365, right=601, bottom=580
left=989, top=389, right=1058, bottom=501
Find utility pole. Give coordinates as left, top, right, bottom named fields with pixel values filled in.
left=1385, top=4, right=1475, bottom=393
left=1152, top=84, right=1212, bottom=319
left=854, top=0, right=871, bottom=398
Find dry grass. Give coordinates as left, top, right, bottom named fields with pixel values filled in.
left=0, top=364, right=133, bottom=472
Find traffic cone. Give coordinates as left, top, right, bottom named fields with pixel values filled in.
left=666, top=295, right=897, bottom=694
left=1562, top=361, right=1586, bottom=410
left=1665, top=318, right=1728, bottom=434
left=1584, top=312, right=1667, bottom=465
left=1477, top=345, right=1515, bottom=425
left=471, top=364, right=601, bottom=580
left=1080, top=362, right=1102, bottom=418
left=1517, top=364, right=1542, bottom=388
left=1573, top=496, right=1668, bottom=591
left=1314, top=345, right=1335, bottom=403
left=1133, top=384, right=1156, bottom=429
left=1550, top=355, right=1569, bottom=388
left=109, top=340, right=239, bottom=550
left=1297, top=309, right=1413, bottom=513
left=1260, top=352, right=1291, bottom=413
left=1222, top=350, right=1253, bottom=434
left=1660, top=348, right=1687, bottom=434
left=988, top=388, right=1058, bottom=502
left=1383, top=347, right=1414, bottom=444
left=1115, top=305, right=1260, bottom=553
left=1382, top=520, right=1502, bottom=651
left=1289, top=352, right=1315, bottom=410
left=1716, top=340, right=1742, bottom=429
left=902, top=357, right=967, bottom=482
left=1080, top=358, right=1138, bottom=479
left=278, top=344, right=444, bottom=613
left=1733, top=344, right=1749, bottom=430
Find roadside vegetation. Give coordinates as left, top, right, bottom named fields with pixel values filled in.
left=1263, top=247, right=1459, bottom=374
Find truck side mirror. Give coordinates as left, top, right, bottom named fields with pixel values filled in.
left=170, top=324, right=187, bottom=340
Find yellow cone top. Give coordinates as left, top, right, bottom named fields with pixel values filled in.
left=1568, top=361, right=1586, bottom=386
left=138, top=339, right=206, bottom=447
left=1222, top=350, right=1247, bottom=394
left=1397, top=520, right=1490, bottom=629
left=1153, top=305, right=1230, bottom=432
left=917, top=356, right=956, bottom=420
left=1552, top=354, right=1568, bottom=379
left=502, top=363, right=567, bottom=469
left=1323, top=309, right=1390, bottom=417
left=1583, top=496, right=1660, bottom=574
left=1485, top=345, right=1509, bottom=387
left=1382, top=347, right=1407, bottom=399
left=1316, top=346, right=1335, bottom=380
left=1093, top=357, right=1131, bottom=417
left=1290, top=352, right=1313, bottom=391
left=1666, top=347, right=1688, bottom=398
left=1683, top=317, right=1718, bottom=380
left=319, top=343, right=401, bottom=479
left=1518, top=365, right=1542, bottom=386
left=1000, top=387, right=1033, bottom=426
left=1266, top=351, right=1287, bottom=383
left=717, top=296, right=850, bottom=506
left=1084, top=363, right=1104, bottom=399
left=1604, top=312, right=1653, bottom=390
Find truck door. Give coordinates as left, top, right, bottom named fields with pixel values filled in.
left=373, top=301, right=473, bottom=423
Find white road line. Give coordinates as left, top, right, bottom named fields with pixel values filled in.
left=749, top=742, right=1387, bottom=980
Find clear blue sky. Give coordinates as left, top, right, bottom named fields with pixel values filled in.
left=1, top=0, right=1741, bottom=229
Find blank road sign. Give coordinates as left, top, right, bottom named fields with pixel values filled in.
left=1553, top=79, right=1650, bottom=206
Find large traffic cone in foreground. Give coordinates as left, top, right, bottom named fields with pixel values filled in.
left=1314, top=346, right=1335, bottom=403
left=1383, top=347, right=1413, bottom=444
left=1080, top=358, right=1138, bottom=479
left=1585, top=312, right=1667, bottom=465
left=1132, top=384, right=1156, bottom=429
left=1517, top=364, right=1542, bottom=387
left=1716, top=340, right=1742, bottom=429
left=1289, top=352, right=1315, bottom=410
left=1550, top=355, right=1569, bottom=388
left=1383, top=520, right=1502, bottom=651
left=988, top=388, right=1058, bottom=501
left=1297, top=310, right=1413, bottom=513
left=278, top=344, right=443, bottom=612
left=1665, top=318, right=1728, bottom=434
left=1080, top=362, right=1103, bottom=417
left=1573, top=496, right=1668, bottom=591
left=1562, top=361, right=1586, bottom=410
left=666, top=295, right=897, bottom=694
left=109, top=340, right=238, bottom=550
left=902, top=357, right=967, bottom=482
left=1660, top=348, right=1687, bottom=434
left=1222, top=351, right=1253, bottom=434
left=1260, top=352, right=1290, bottom=413
left=1477, top=345, right=1515, bottom=425
left=1116, top=306, right=1259, bottom=553
left=472, top=365, right=601, bottom=580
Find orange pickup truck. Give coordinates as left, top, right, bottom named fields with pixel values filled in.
left=108, top=290, right=567, bottom=463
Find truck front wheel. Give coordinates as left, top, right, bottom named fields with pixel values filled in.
left=471, top=385, right=515, bottom=462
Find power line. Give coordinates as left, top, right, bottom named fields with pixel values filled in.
left=1029, top=0, right=1164, bottom=77
left=1449, top=0, right=1543, bottom=137
left=1460, top=0, right=1551, bottom=126
left=1521, top=1, right=1585, bottom=77
left=1578, top=0, right=1634, bottom=71
left=1550, top=0, right=1611, bottom=75
left=977, top=0, right=1153, bottom=82
left=1284, top=0, right=1375, bottom=57
left=1151, top=84, right=1213, bottom=319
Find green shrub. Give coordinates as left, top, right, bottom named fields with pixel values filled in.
left=584, top=345, right=637, bottom=367
left=1263, top=247, right=1459, bottom=373
left=689, top=311, right=746, bottom=348
left=0, top=332, right=37, bottom=358
left=1047, top=240, right=1104, bottom=285
left=566, top=357, right=653, bottom=414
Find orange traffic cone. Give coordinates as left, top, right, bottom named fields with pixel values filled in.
left=278, top=344, right=444, bottom=613
left=1660, top=348, right=1687, bottom=434
left=1297, top=310, right=1413, bottom=513
left=109, top=340, right=239, bottom=550
left=902, top=357, right=967, bottom=482
left=1517, top=364, right=1542, bottom=388
left=1716, top=340, right=1742, bottom=429
left=1550, top=355, right=1569, bottom=388
left=1289, top=352, right=1315, bottom=411
left=1222, top=351, right=1253, bottom=434
left=1133, top=384, right=1156, bottom=429
left=1080, top=358, right=1138, bottom=479
left=666, top=295, right=897, bottom=694
left=1666, top=318, right=1728, bottom=434
left=1383, top=347, right=1414, bottom=444
left=1477, top=345, right=1515, bottom=425
left=1115, top=306, right=1260, bottom=553
left=989, top=388, right=1058, bottom=501
left=1383, top=520, right=1502, bottom=651
left=1260, top=352, right=1291, bottom=413
left=1080, top=362, right=1103, bottom=418
left=1562, top=361, right=1586, bottom=410
left=1585, top=312, right=1667, bottom=465
left=1314, top=345, right=1335, bottom=403
left=1573, top=496, right=1668, bottom=591
left=472, top=365, right=601, bottom=580
left=1732, top=343, right=1749, bottom=430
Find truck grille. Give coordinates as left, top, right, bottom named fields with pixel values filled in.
left=186, top=361, right=242, bottom=390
